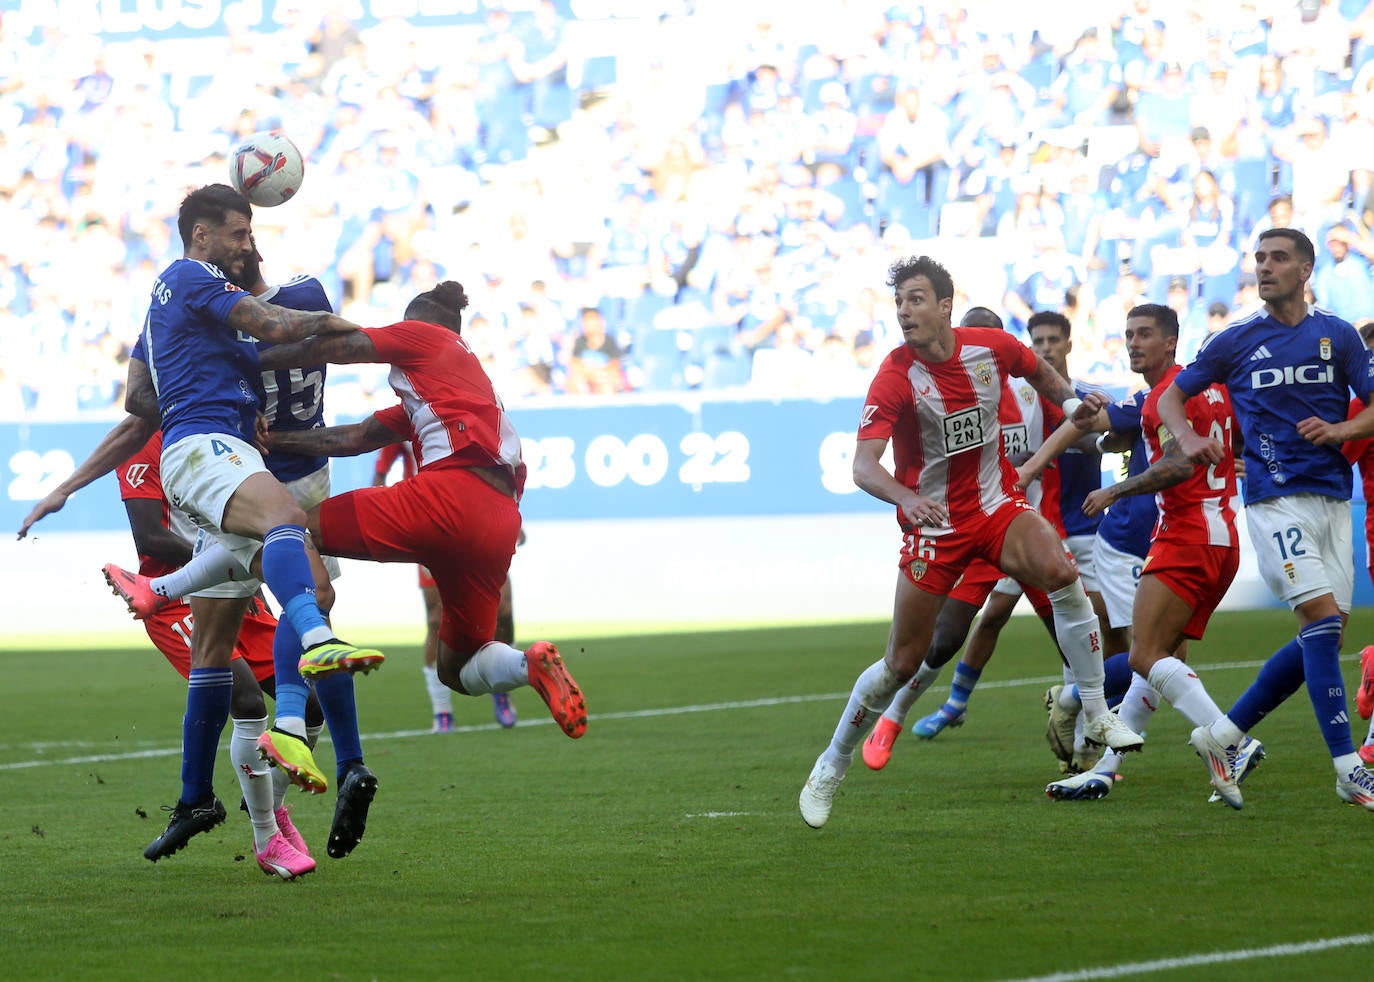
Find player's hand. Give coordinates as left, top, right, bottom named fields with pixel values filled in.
left=900, top=494, right=948, bottom=529
left=1071, top=391, right=1108, bottom=429
left=17, top=489, right=69, bottom=539
left=254, top=413, right=271, bottom=454
left=1296, top=415, right=1342, bottom=446
left=1177, top=429, right=1225, bottom=466
left=1081, top=487, right=1116, bottom=518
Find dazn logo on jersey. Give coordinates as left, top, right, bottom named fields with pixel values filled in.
left=1250, top=364, right=1334, bottom=389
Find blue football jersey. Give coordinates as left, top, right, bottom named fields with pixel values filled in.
left=141, top=259, right=256, bottom=446
left=1175, top=307, right=1373, bottom=504
left=1095, top=390, right=1158, bottom=558
left=1058, top=380, right=1106, bottom=537
left=255, top=275, right=332, bottom=483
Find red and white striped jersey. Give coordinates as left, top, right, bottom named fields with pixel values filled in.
left=859, top=328, right=1039, bottom=531
left=116, top=430, right=199, bottom=578
left=1141, top=364, right=1239, bottom=548
left=364, top=320, right=526, bottom=498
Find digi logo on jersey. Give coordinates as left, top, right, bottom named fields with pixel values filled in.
left=1250, top=364, right=1335, bottom=389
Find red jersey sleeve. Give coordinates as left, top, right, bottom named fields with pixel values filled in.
left=1344, top=397, right=1372, bottom=466
left=117, top=432, right=165, bottom=503
left=858, top=349, right=913, bottom=442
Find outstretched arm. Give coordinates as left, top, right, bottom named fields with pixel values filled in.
left=267, top=414, right=406, bottom=459
left=1017, top=407, right=1111, bottom=488
left=226, top=295, right=362, bottom=346
left=18, top=413, right=157, bottom=539
left=1080, top=437, right=1197, bottom=517
left=258, top=331, right=381, bottom=370
left=1023, top=356, right=1107, bottom=422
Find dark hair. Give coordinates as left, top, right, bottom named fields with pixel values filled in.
left=177, top=184, right=251, bottom=249
left=1026, top=309, right=1071, bottom=339
left=1256, top=227, right=1316, bottom=265
left=405, top=281, right=470, bottom=333
left=1127, top=302, right=1179, bottom=339
left=886, top=255, right=954, bottom=301
left=959, top=306, right=1004, bottom=330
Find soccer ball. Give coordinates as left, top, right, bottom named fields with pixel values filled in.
left=229, top=130, right=304, bottom=207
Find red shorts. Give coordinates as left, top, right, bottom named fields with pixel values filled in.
left=1141, top=539, right=1240, bottom=640
left=899, top=498, right=1036, bottom=596
left=319, top=465, right=521, bottom=654
left=141, top=597, right=278, bottom=681
left=947, top=558, right=1052, bottom=617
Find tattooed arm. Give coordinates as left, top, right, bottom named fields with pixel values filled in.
left=266, top=414, right=405, bottom=459
left=225, top=295, right=361, bottom=346
left=258, top=332, right=381, bottom=371
left=1080, top=437, right=1198, bottom=517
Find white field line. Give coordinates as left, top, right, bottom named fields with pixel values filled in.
left=995, top=932, right=1374, bottom=982
left=0, top=656, right=1284, bottom=773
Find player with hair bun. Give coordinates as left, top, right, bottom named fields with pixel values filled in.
left=258, top=281, right=588, bottom=745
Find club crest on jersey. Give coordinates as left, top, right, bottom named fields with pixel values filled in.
left=1283, top=561, right=1297, bottom=582
left=975, top=361, right=993, bottom=386
left=908, top=559, right=928, bottom=581
left=1018, top=383, right=1034, bottom=405
left=1319, top=337, right=1331, bottom=360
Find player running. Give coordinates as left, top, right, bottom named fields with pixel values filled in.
left=799, top=255, right=1141, bottom=829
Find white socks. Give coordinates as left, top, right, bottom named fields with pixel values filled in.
left=824, top=659, right=903, bottom=771
left=1147, top=655, right=1223, bottom=728
left=1048, top=583, right=1107, bottom=717
left=457, top=642, right=527, bottom=695
left=422, top=664, right=453, bottom=714
left=151, top=539, right=253, bottom=598
left=230, top=716, right=278, bottom=850
left=881, top=661, right=942, bottom=725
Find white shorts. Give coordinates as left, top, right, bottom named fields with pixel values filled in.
left=1094, top=535, right=1145, bottom=630
left=190, top=463, right=343, bottom=599
left=1245, top=493, right=1353, bottom=612
left=1065, top=534, right=1099, bottom=593
left=162, top=432, right=269, bottom=573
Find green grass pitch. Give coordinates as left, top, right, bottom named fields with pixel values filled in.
left=4, top=610, right=1374, bottom=980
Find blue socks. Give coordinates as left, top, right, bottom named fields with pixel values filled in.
left=1228, top=637, right=1305, bottom=731
left=271, top=615, right=311, bottom=726
left=1103, top=651, right=1132, bottom=707
left=316, top=673, right=363, bottom=779
left=181, top=667, right=232, bottom=804
left=945, top=660, right=982, bottom=712
left=1301, top=615, right=1355, bottom=757
left=261, top=525, right=329, bottom=642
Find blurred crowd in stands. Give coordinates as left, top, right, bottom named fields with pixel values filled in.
left=3, top=0, right=1374, bottom=419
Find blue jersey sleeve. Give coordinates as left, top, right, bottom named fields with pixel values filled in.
left=182, top=260, right=250, bottom=323
left=1174, top=329, right=1229, bottom=398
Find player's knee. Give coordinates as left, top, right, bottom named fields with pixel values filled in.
left=1127, top=650, right=1154, bottom=677
left=230, top=678, right=267, bottom=719
left=435, top=654, right=469, bottom=694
